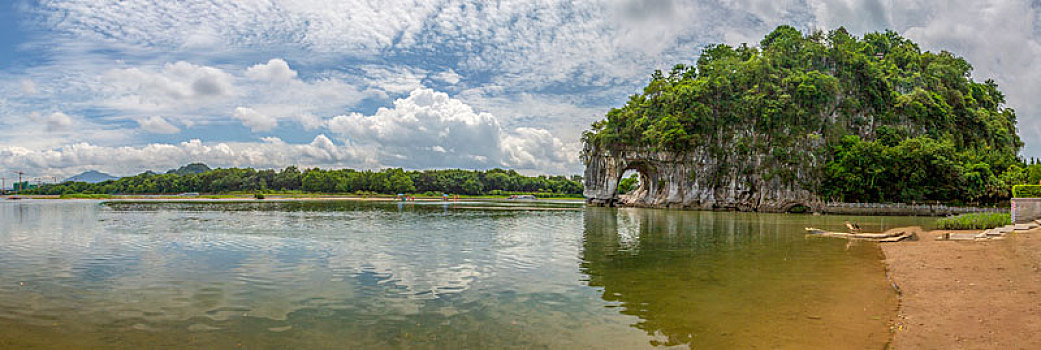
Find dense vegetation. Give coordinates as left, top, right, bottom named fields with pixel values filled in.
left=25, top=166, right=583, bottom=197
left=584, top=26, right=1023, bottom=203
left=1012, top=184, right=1041, bottom=198
left=935, top=212, right=1011, bottom=230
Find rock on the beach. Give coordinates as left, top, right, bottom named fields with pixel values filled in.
left=948, top=233, right=980, bottom=241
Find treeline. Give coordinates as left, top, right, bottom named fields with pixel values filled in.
left=823, top=134, right=1020, bottom=203
left=26, top=167, right=584, bottom=196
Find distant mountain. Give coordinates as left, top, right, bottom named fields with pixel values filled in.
left=166, top=163, right=212, bottom=175
left=64, top=170, right=118, bottom=183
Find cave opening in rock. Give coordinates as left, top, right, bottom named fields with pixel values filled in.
left=617, top=169, right=641, bottom=195
left=786, top=204, right=811, bottom=214
left=612, top=162, right=655, bottom=206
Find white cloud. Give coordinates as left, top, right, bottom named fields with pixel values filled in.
left=502, top=127, right=578, bottom=173
left=233, top=107, right=278, bottom=132
left=295, top=113, right=324, bottom=131
left=326, top=88, right=504, bottom=168
left=104, top=61, right=235, bottom=112
left=0, top=135, right=362, bottom=178
left=325, top=88, right=575, bottom=172
left=137, top=116, right=181, bottom=134
left=361, top=66, right=427, bottom=95
left=456, top=89, right=612, bottom=144
left=20, top=79, right=38, bottom=95
left=246, top=59, right=298, bottom=82
left=431, top=69, right=462, bottom=85
left=29, top=111, right=75, bottom=132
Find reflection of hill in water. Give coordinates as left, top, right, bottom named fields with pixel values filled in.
left=579, top=208, right=902, bottom=348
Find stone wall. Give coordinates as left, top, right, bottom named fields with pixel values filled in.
left=823, top=202, right=1006, bottom=217
left=582, top=143, right=821, bottom=212
left=1012, top=198, right=1041, bottom=223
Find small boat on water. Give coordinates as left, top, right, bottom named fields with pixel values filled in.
left=508, top=195, right=537, bottom=200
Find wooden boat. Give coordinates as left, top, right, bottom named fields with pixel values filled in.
left=805, top=226, right=920, bottom=242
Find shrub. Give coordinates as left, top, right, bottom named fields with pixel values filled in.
left=936, top=212, right=1011, bottom=230
left=1013, top=185, right=1041, bottom=198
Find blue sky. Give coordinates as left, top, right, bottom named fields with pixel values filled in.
left=2, top=0, right=1041, bottom=180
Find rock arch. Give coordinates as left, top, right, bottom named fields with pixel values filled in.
left=582, top=143, right=822, bottom=212
left=615, top=161, right=656, bottom=207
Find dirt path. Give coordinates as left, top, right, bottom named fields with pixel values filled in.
left=882, top=230, right=1041, bottom=349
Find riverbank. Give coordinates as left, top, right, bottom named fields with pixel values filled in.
left=882, top=229, right=1041, bottom=349
left=2, top=194, right=585, bottom=201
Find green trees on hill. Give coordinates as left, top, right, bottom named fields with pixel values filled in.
left=584, top=26, right=1023, bottom=203
left=27, top=167, right=583, bottom=196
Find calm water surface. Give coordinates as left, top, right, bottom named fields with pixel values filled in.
left=0, top=200, right=935, bottom=348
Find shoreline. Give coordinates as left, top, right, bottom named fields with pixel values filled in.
left=881, top=228, right=1041, bottom=348
left=1, top=195, right=586, bottom=203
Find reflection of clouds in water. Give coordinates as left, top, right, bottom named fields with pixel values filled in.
left=615, top=209, right=643, bottom=251
left=0, top=201, right=586, bottom=326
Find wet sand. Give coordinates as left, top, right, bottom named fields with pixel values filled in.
left=882, top=229, right=1041, bottom=349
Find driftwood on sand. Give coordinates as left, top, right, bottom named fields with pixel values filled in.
left=805, top=226, right=922, bottom=242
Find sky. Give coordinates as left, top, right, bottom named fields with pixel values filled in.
left=2, top=0, right=1041, bottom=181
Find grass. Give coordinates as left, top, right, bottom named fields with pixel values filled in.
left=935, top=212, right=1011, bottom=230
left=59, top=193, right=113, bottom=199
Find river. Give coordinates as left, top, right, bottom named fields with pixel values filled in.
left=0, top=200, right=935, bottom=348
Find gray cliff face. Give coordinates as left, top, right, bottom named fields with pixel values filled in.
left=582, top=143, right=823, bottom=212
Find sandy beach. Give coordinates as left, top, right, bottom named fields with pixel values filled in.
left=883, top=229, right=1041, bottom=349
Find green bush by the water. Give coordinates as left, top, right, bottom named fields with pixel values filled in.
left=1013, top=185, right=1041, bottom=198
left=935, top=212, right=1011, bottom=230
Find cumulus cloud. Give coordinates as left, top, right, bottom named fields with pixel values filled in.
left=0, top=135, right=362, bottom=178
left=326, top=88, right=574, bottom=171
left=246, top=59, right=298, bottom=82
left=233, top=107, right=278, bottom=132
left=327, top=88, right=503, bottom=167
left=105, top=61, right=235, bottom=112
left=502, top=127, right=576, bottom=172
left=137, top=116, right=181, bottom=134
left=294, top=113, right=324, bottom=131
